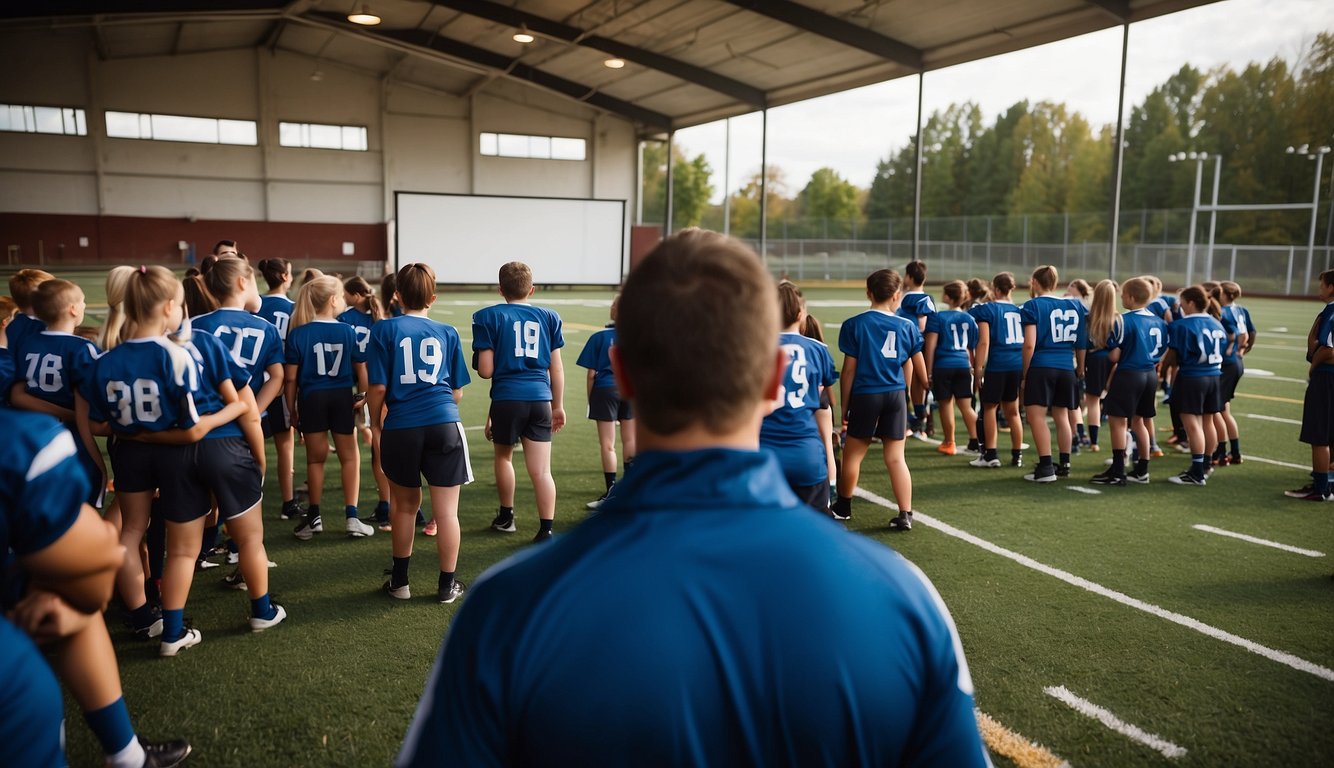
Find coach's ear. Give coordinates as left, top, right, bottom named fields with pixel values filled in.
left=764, top=348, right=786, bottom=402
left=609, top=346, right=634, bottom=399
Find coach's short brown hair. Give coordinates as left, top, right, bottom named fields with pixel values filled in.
left=31, top=278, right=82, bottom=326
left=617, top=228, right=777, bottom=435
left=499, top=261, right=533, bottom=300
left=9, top=268, right=54, bottom=310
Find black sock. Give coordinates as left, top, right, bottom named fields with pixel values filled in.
left=604, top=472, right=616, bottom=490
left=1135, top=458, right=1149, bottom=474
left=499, top=505, right=513, bottom=519
left=539, top=518, right=554, bottom=534
left=391, top=556, right=410, bottom=587
left=129, top=602, right=155, bottom=630
left=966, top=438, right=979, bottom=451
left=307, top=503, right=320, bottom=518
left=624, top=458, right=634, bottom=471
left=1230, top=439, right=1240, bottom=457
left=1076, top=424, right=1086, bottom=439
left=439, top=571, right=455, bottom=592
left=832, top=496, right=852, bottom=513
left=984, top=448, right=998, bottom=461
left=1038, top=455, right=1053, bottom=468
left=1011, top=449, right=1022, bottom=462
left=1088, top=425, right=1099, bottom=445
left=199, top=523, right=219, bottom=558
left=1111, top=449, right=1126, bottom=474
left=1059, top=452, right=1070, bottom=467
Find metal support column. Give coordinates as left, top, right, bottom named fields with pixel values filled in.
left=911, top=73, right=924, bottom=263
left=759, top=109, right=769, bottom=262
left=1185, top=161, right=1202, bottom=285
left=1108, top=23, right=1129, bottom=278
left=664, top=132, right=675, bottom=238
left=722, top=118, right=731, bottom=236
left=1205, top=155, right=1221, bottom=281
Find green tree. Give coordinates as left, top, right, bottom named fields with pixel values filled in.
left=728, top=166, right=790, bottom=239
left=795, top=167, right=860, bottom=235
left=640, top=141, right=715, bottom=230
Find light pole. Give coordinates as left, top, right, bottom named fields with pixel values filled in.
left=1288, top=143, right=1332, bottom=291
left=1168, top=150, right=1208, bottom=285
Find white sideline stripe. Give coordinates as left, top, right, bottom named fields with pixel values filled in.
left=1242, top=454, right=1308, bottom=470
left=1244, top=413, right=1302, bottom=426
left=1192, top=524, right=1325, bottom=558
left=1244, top=371, right=1308, bottom=384
left=1067, top=486, right=1101, bottom=495
left=1270, top=327, right=1289, bottom=333
left=851, top=487, right=1334, bottom=683
left=1043, top=686, right=1187, bottom=759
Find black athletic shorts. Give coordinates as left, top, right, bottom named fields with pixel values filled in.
left=980, top=369, right=1021, bottom=404
left=110, top=440, right=210, bottom=523
left=1219, top=361, right=1244, bottom=403
left=931, top=368, right=973, bottom=402
left=193, top=437, right=263, bottom=520
left=1103, top=369, right=1158, bottom=419
left=1023, top=367, right=1079, bottom=410
left=790, top=480, right=830, bottom=515
left=262, top=398, right=290, bottom=437
left=381, top=423, right=474, bottom=488
left=490, top=400, right=552, bottom=445
left=1300, top=370, right=1334, bottom=446
left=1084, top=354, right=1114, bottom=397
left=298, top=388, right=355, bottom=435
left=1172, top=375, right=1222, bottom=415
left=845, top=390, right=907, bottom=441
left=587, top=387, right=633, bottom=422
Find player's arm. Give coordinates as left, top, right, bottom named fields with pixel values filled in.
left=476, top=349, right=495, bottom=379
left=255, top=361, right=284, bottom=415
left=284, top=363, right=299, bottom=422
left=586, top=368, right=595, bottom=398
left=366, top=384, right=387, bottom=433
left=232, top=382, right=266, bottom=474
left=839, top=356, right=857, bottom=423
left=73, top=392, right=106, bottom=487
left=923, top=332, right=938, bottom=383
left=1021, top=324, right=1036, bottom=381
left=549, top=348, right=566, bottom=433
left=1075, top=348, right=1086, bottom=380
left=354, top=361, right=369, bottom=397
left=973, top=323, right=990, bottom=389
left=906, top=352, right=923, bottom=395
left=10, top=383, right=75, bottom=421
left=21, top=503, right=124, bottom=614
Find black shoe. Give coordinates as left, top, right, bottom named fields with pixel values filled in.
left=1090, top=469, right=1126, bottom=486
left=829, top=499, right=852, bottom=521
left=1055, top=463, right=1071, bottom=478
left=293, top=512, right=322, bottom=541
left=1127, top=469, right=1150, bottom=484
left=1024, top=465, right=1057, bottom=483
left=222, top=569, right=246, bottom=590
left=439, top=580, right=467, bottom=604
left=1168, top=472, right=1206, bottom=486
left=491, top=511, right=516, bottom=533
left=888, top=511, right=912, bottom=531
left=1010, top=455, right=1024, bottom=468
left=279, top=500, right=305, bottom=520
left=140, top=737, right=192, bottom=768
left=532, top=529, right=553, bottom=543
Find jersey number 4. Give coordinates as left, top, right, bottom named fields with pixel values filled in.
left=399, top=337, right=444, bottom=385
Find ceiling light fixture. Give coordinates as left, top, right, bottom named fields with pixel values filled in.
left=604, top=57, right=626, bottom=69
left=513, top=25, right=534, bottom=44
left=347, top=4, right=381, bottom=25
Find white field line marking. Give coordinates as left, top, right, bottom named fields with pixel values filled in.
left=1192, top=524, right=1325, bottom=558
left=1270, top=327, right=1289, bottom=333
left=1242, top=454, right=1308, bottom=470
left=1067, top=486, right=1102, bottom=495
left=1244, top=413, right=1302, bottom=426
left=975, top=710, right=1069, bottom=768
left=851, top=486, right=1334, bottom=683
left=1044, top=686, right=1187, bottom=759
left=1242, top=370, right=1308, bottom=384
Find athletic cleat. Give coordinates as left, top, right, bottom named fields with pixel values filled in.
left=438, top=580, right=466, bottom=604
left=1229, top=454, right=1243, bottom=465
left=1284, top=484, right=1315, bottom=498
left=345, top=517, right=375, bottom=538
left=1294, top=490, right=1333, bottom=502
left=1126, top=469, right=1150, bottom=484
left=490, top=512, right=516, bottom=533
left=1055, top=463, right=1071, bottom=478
left=829, top=503, right=852, bottom=521
left=532, top=529, right=553, bottom=543
left=1168, top=472, right=1206, bottom=486
left=133, top=618, right=164, bottom=641
left=222, top=569, right=246, bottom=590
left=1090, top=469, right=1126, bottom=486
left=1089, top=444, right=1101, bottom=452
left=293, top=513, right=322, bottom=541
left=377, top=520, right=393, bottom=532
left=1024, top=466, right=1058, bottom=483
left=249, top=603, right=287, bottom=632
left=936, top=442, right=957, bottom=455
left=1172, top=442, right=1191, bottom=454
left=970, top=456, right=1001, bottom=468
left=226, top=551, right=239, bottom=565
left=423, top=520, right=437, bottom=537
left=586, top=492, right=610, bottom=510
left=159, top=627, right=202, bottom=657
left=1011, top=456, right=1024, bottom=468
left=195, top=559, right=219, bottom=571
left=962, top=444, right=982, bottom=456
left=138, top=737, right=192, bottom=768
left=1151, top=448, right=1165, bottom=458
left=279, top=501, right=305, bottom=520
left=383, top=580, right=411, bottom=600
left=888, top=511, right=912, bottom=531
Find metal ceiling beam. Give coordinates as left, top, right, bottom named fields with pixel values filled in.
left=302, top=11, right=672, bottom=130
left=720, top=0, right=922, bottom=70
left=429, top=0, right=766, bottom=108
left=1084, top=0, right=1132, bottom=22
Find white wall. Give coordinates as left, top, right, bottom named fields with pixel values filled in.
left=0, top=28, right=640, bottom=242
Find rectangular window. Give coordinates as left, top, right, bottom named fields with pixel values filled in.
left=277, top=121, right=368, bottom=151
left=104, top=110, right=257, bottom=146
left=0, top=104, right=87, bottom=136
left=480, top=132, right=586, bottom=161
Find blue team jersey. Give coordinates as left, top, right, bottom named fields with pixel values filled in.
left=1108, top=309, right=1167, bottom=371
left=1219, top=305, right=1246, bottom=365
left=576, top=325, right=617, bottom=391
left=184, top=330, right=251, bottom=440
left=13, top=331, right=101, bottom=411
left=972, top=301, right=1024, bottom=373
left=925, top=309, right=978, bottom=370
left=286, top=320, right=365, bottom=394
left=338, top=307, right=376, bottom=357
left=367, top=315, right=471, bottom=430
left=85, top=337, right=201, bottom=434
left=1315, top=312, right=1334, bottom=374
left=897, top=291, right=936, bottom=326
left=398, top=449, right=989, bottom=768
left=190, top=308, right=283, bottom=406
left=1235, top=303, right=1256, bottom=336
left=1169, top=314, right=1226, bottom=378
left=1147, top=295, right=1177, bottom=322
left=471, top=303, right=565, bottom=401
left=760, top=333, right=838, bottom=486
left=838, top=309, right=924, bottom=395
left=256, top=295, right=294, bottom=341
left=1021, top=295, right=1085, bottom=370
left=5, top=314, right=45, bottom=357
left=0, top=349, right=13, bottom=407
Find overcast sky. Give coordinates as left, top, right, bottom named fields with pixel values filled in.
left=673, top=0, right=1334, bottom=203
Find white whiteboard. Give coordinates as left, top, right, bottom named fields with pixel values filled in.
left=395, top=192, right=625, bottom=285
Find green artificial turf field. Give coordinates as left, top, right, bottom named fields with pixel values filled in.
left=25, top=271, right=1332, bottom=767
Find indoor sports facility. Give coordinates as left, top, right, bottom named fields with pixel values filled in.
left=2, top=2, right=1331, bottom=767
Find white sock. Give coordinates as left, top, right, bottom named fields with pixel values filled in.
left=107, top=736, right=145, bottom=768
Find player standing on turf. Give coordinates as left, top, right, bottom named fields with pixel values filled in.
left=898, top=260, right=935, bottom=438
left=575, top=294, right=635, bottom=510
left=970, top=272, right=1026, bottom=470
left=1020, top=265, right=1085, bottom=482
left=923, top=280, right=979, bottom=456
left=1161, top=285, right=1226, bottom=487
left=1091, top=277, right=1167, bottom=486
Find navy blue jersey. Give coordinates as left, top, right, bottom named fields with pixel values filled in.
left=760, top=333, right=838, bottom=486
left=972, top=301, right=1024, bottom=373
left=838, top=310, right=924, bottom=395
left=1169, top=314, right=1226, bottom=378
left=897, top=291, right=936, bottom=326
left=85, top=337, right=201, bottom=434
left=13, top=331, right=101, bottom=411
left=256, top=295, right=294, bottom=341
left=1147, top=295, right=1177, bottom=322
left=338, top=307, right=376, bottom=358
left=1235, top=303, right=1256, bottom=336
left=0, top=349, right=13, bottom=407
left=398, top=449, right=988, bottom=768
left=1316, top=312, right=1334, bottom=374
left=925, top=309, right=978, bottom=370
left=190, top=308, right=283, bottom=405
left=1021, top=295, right=1085, bottom=370
left=1108, top=309, right=1167, bottom=372
left=471, top=303, right=564, bottom=401
left=0, top=410, right=88, bottom=556
left=367, top=315, right=471, bottom=430
left=5, top=314, right=45, bottom=357
left=576, top=325, right=617, bottom=391
left=184, top=330, right=251, bottom=440
left=1219, top=305, right=1246, bottom=365
left=285, top=320, right=365, bottom=394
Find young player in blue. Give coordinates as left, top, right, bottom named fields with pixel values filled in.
left=367, top=264, right=472, bottom=603
left=760, top=281, right=838, bottom=513
left=1211, top=282, right=1248, bottom=467
left=6, top=268, right=53, bottom=355
left=898, top=259, right=936, bottom=436
left=924, top=280, right=979, bottom=456
left=1020, top=265, right=1086, bottom=482
left=397, top=230, right=990, bottom=768
left=575, top=294, right=636, bottom=509
left=285, top=275, right=374, bottom=539
left=1294, top=270, right=1334, bottom=500
left=1161, top=285, right=1226, bottom=486
left=832, top=269, right=925, bottom=530
left=9, top=279, right=107, bottom=507
left=339, top=275, right=392, bottom=527
left=472, top=261, right=565, bottom=541
left=969, top=272, right=1026, bottom=469
left=1079, top=280, right=1119, bottom=454
left=255, top=258, right=303, bottom=520
left=1090, top=277, right=1168, bottom=486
